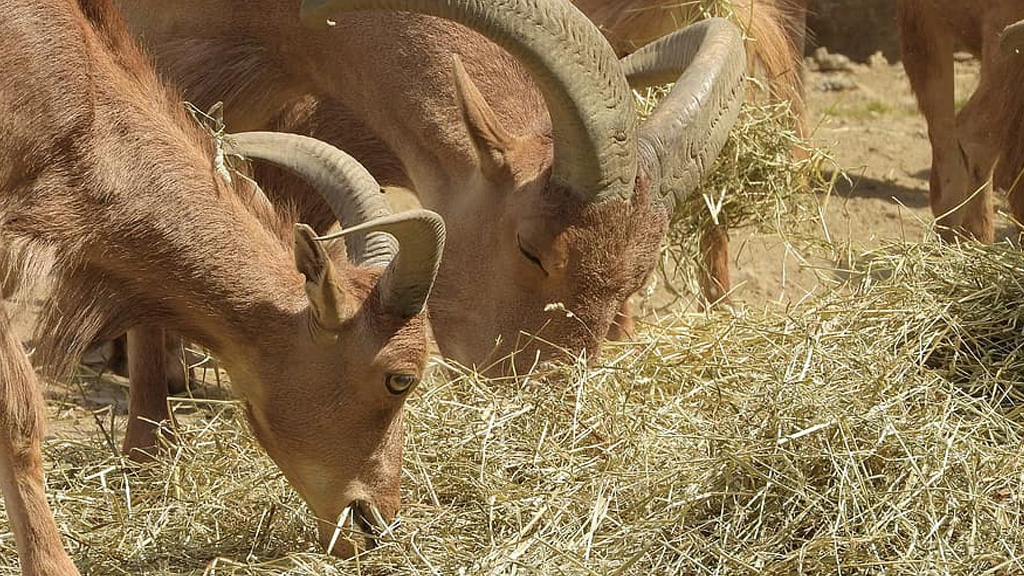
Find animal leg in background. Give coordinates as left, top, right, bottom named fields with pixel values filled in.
left=96, top=332, right=192, bottom=395
left=899, top=0, right=992, bottom=241
left=0, top=311, right=80, bottom=576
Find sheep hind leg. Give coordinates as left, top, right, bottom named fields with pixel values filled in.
left=84, top=332, right=192, bottom=396
left=0, top=311, right=79, bottom=575
left=1008, top=168, right=1024, bottom=242
left=950, top=92, right=998, bottom=242
left=162, top=332, right=193, bottom=396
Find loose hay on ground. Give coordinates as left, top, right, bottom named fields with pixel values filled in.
left=4, top=239, right=1022, bottom=575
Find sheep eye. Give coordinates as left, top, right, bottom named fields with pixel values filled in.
left=385, top=373, right=418, bottom=395
left=517, top=235, right=547, bottom=276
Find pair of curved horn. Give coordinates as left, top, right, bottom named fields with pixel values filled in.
left=299, top=0, right=745, bottom=210
left=225, top=132, right=444, bottom=318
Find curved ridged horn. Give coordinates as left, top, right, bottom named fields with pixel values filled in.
left=225, top=131, right=397, bottom=267
left=1001, top=19, right=1024, bottom=55
left=623, top=19, right=746, bottom=213
left=227, top=132, right=445, bottom=318
left=300, top=0, right=637, bottom=203
left=317, top=210, right=446, bottom=318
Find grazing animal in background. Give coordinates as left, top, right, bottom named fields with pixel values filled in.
left=573, top=0, right=808, bottom=135
left=898, top=0, right=1024, bottom=241
left=115, top=0, right=748, bottom=377
left=0, top=0, right=445, bottom=571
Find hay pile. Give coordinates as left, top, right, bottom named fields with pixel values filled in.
left=2, top=238, right=1021, bottom=575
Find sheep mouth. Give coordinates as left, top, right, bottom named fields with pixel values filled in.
left=324, top=500, right=391, bottom=555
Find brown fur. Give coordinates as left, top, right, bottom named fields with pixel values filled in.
left=116, top=2, right=678, bottom=375
left=898, top=0, right=1024, bottom=241
left=573, top=0, right=808, bottom=135
left=1, top=0, right=431, bottom=571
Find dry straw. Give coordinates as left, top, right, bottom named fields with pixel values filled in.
left=0, top=237, right=1020, bottom=575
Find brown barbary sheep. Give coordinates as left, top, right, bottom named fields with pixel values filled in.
left=0, top=0, right=445, bottom=572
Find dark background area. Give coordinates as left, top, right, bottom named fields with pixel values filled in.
left=807, top=0, right=900, bottom=61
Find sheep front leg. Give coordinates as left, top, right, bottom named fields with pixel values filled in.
left=698, top=223, right=732, bottom=307
left=122, top=326, right=175, bottom=461
left=606, top=300, right=635, bottom=341
left=0, top=312, right=79, bottom=576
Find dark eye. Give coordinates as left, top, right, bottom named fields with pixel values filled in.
left=385, top=373, right=418, bottom=395
left=517, top=235, right=548, bottom=276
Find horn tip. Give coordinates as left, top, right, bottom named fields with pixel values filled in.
left=294, top=222, right=316, bottom=237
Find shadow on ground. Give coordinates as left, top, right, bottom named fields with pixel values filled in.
left=828, top=169, right=930, bottom=209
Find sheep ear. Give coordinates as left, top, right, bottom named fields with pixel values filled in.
left=451, top=55, right=516, bottom=182
left=294, top=224, right=352, bottom=331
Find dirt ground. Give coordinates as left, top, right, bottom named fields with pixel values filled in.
left=724, top=50, right=995, bottom=307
